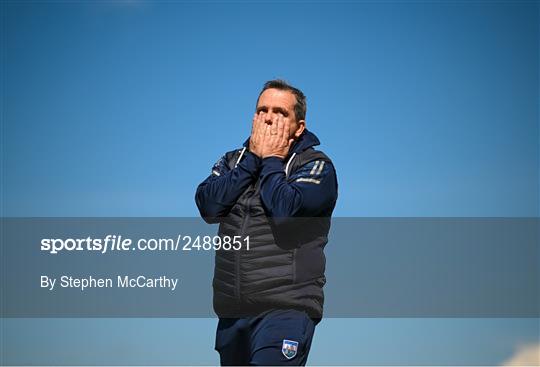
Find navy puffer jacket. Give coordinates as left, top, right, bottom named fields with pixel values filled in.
left=195, top=130, right=338, bottom=318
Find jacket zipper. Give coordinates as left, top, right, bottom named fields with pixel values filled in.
left=292, top=248, right=297, bottom=284
left=236, top=186, right=256, bottom=301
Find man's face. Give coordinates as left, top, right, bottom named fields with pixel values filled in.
left=255, top=88, right=305, bottom=140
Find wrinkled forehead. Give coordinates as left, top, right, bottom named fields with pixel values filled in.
left=256, top=88, right=296, bottom=111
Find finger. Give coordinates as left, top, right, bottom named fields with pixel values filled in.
left=261, top=121, right=269, bottom=147
left=276, top=115, right=286, bottom=145
left=283, top=117, right=291, bottom=144
left=283, top=117, right=292, bottom=147
left=269, top=116, right=281, bottom=149
left=267, top=122, right=277, bottom=148
left=285, top=118, right=293, bottom=145
left=251, top=113, right=258, bottom=136
left=270, top=114, right=278, bottom=136
left=254, top=113, right=263, bottom=144
left=258, top=112, right=266, bottom=141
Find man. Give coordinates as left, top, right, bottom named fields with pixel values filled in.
left=195, top=79, right=338, bottom=366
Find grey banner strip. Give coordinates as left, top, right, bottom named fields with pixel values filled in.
left=1, top=217, right=538, bottom=317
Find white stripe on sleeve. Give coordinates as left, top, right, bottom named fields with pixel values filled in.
left=316, top=161, right=325, bottom=175
left=295, top=177, right=321, bottom=184
left=309, top=161, right=320, bottom=176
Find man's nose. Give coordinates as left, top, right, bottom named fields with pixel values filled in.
left=264, top=112, right=274, bottom=124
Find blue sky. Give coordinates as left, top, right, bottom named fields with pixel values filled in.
left=2, top=0, right=539, bottom=365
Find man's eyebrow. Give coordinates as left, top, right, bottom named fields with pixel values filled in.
left=273, top=107, right=288, bottom=115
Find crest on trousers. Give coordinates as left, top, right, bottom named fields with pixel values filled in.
left=282, top=339, right=299, bottom=359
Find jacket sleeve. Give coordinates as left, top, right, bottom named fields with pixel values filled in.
left=258, top=156, right=338, bottom=226
left=195, top=149, right=261, bottom=223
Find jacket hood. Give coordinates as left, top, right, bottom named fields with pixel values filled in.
left=242, top=128, right=320, bottom=156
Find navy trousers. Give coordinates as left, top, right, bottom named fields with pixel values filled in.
left=215, top=309, right=318, bottom=366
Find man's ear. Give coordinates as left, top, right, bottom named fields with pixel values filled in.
left=294, top=120, right=306, bottom=138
